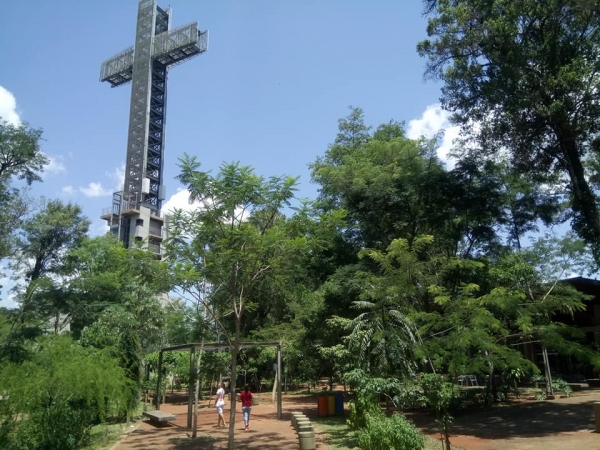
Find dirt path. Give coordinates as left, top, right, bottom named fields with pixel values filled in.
left=114, top=393, right=331, bottom=450
left=410, top=391, right=600, bottom=450
left=115, top=390, right=600, bottom=450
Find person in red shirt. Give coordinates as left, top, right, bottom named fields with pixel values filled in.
left=239, top=384, right=253, bottom=431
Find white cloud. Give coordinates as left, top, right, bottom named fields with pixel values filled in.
left=90, top=220, right=110, bottom=237
left=106, top=164, right=125, bottom=191
left=80, top=182, right=112, bottom=198
left=162, top=188, right=197, bottom=214
left=66, top=165, right=122, bottom=199
left=0, top=85, right=21, bottom=126
left=162, top=188, right=250, bottom=223
left=44, top=154, right=67, bottom=175
left=407, top=104, right=460, bottom=166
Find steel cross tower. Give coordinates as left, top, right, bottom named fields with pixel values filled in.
left=100, top=0, right=207, bottom=253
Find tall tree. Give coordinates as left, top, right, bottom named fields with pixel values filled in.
left=14, top=200, right=89, bottom=282
left=1, top=201, right=89, bottom=360
left=311, top=109, right=451, bottom=251
left=168, top=157, right=306, bottom=449
left=0, top=120, right=47, bottom=259
left=0, top=120, right=47, bottom=183
left=65, top=234, right=170, bottom=340
left=418, top=0, right=600, bottom=259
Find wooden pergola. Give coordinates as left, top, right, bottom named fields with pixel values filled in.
left=154, top=342, right=283, bottom=427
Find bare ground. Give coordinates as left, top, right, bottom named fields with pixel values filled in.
left=410, top=390, right=600, bottom=450
left=114, top=389, right=600, bottom=450
left=114, top=392, right=331, bottom=450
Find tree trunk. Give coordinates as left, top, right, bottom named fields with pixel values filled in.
left=443, top=418, right=451, bottom=450
left=227, top=320, right=241, bottom=450
left=561, top=136, right=600, bottom=259
left=192, top=342, right=205, bottom=438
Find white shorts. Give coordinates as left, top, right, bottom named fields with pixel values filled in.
left=216, top=405, right=224, bottom=415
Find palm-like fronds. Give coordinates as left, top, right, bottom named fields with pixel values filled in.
left=349, top=299, right=417, bottom=378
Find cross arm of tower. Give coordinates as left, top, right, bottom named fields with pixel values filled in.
left=99, top=22, right=208, bottom=88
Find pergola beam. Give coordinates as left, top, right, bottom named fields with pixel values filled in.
left=161, top=342, right=281, bottom=352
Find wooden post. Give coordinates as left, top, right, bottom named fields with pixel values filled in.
left=542, top=346, right=554, bottom=396
left=277, top=344, right=282, bottom=419
left=187, top=348, right=195, bottom=429
left=156, top=350, right=163, bottom=410
left=594, top=402, right=600, bottom=432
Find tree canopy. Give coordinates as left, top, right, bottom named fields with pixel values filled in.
left=418, top=0, right=600, bottom=260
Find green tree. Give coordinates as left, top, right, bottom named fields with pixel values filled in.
left=311, top=110, right=451, bottom=250
left=0, top=120, right=47, bottom=259
left=487, top=233, right=600, bottom=394
left=418, top=0, right=600, bottom=260
left=163, top=298, right=196, bottom=345
left=0, top=120, right=47, bottom=183
left=347, top=237, right=437, bottom=378
left=168, top=157, right=307, bottom=449
left=13, top=200, right=89, bottom=282
left=418, top=373, right=459, bottom=450
left=64, top=234, right=169, bottom=340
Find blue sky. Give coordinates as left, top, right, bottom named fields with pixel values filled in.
left=0, top=0, right=456, bottom=306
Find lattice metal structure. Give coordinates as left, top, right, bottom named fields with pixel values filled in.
left=100, top=0, right=208, bottom=252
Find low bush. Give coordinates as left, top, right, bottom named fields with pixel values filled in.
left=0, top=336, right=134, bottom=450
left=357, top=411, right=424, bottom=450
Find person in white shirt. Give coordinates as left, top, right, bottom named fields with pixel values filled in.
left=215, top=381, right=227, bottom=427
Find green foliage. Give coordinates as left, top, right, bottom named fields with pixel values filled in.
left=419, top=0, right=600, bottom=260
left=8, top=402, right=94, bottom=450
left=66, top=235, right=170, bottom=340
left=168, top=158, right=308, bottom=448
left=345, top=370, right=423, bottom=450
left=164, top=299, right=195, bottom=345
left=311, top=110, right=451, bottom=251
left=0, top=120, right=47, bottom=258
left=418, top=373, right=459, bottom=450
left=345, top=370, right=403, bottom=430
left=0, top=293, right=45, bottom=364
left=80, top=299, right=168, bottom=413
left=356, top=411, right=425, bottom=450
left=0, top=120, right=47, bottom=183
left=530, top=376, right=573, bottom=398
left=552, top=378, right=572, bottom=397
left=347, top=387, right=381, bottom=432
left=0, top=336, right=134, bottom=450
left=15, top=200, right=90, bottom=282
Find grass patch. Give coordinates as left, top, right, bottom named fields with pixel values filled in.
left=312, top=415, right=464, bottom=450
left=83, top=422, right=132, bottom=450
left=312, top=416, right=359, bottom=449
left=82, top=402, right=151, bottom=450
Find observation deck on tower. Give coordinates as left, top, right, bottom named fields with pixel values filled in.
left=99, top=0, right=208, bottom=255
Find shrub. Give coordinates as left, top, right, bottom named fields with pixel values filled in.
left=9, top=402, right=94, bottom=450
left=357, top=411, right=424, bottom=450
left=418, top=373, right=459, bottom=450
left=345, top=369, right=397, bottom=431
left=552, top=378, right=572, bottom=397
left=0, top=336, right=134, bottom=450
left=347, top=390, right=380, bottom=431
